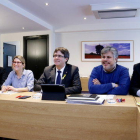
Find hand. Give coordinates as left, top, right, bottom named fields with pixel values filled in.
left=92, top=78, right=101, bottom=85
left=112, top=83, right=119, bottom=88
left=1, top=86, right=8, bottom=92
left=115, top=84, right=119, bottom=87
left=7, top=86, right=17, bottom=92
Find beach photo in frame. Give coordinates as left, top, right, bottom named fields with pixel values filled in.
left=81, top=40, right=134, bottom=62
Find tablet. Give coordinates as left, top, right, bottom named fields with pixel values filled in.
left=41, top=84, right=66, bottom=101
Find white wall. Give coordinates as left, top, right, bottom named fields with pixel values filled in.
left=1, top=29, right=139, bottom=76
left=55, top=30, right=140, bottom=76
left=0, top=30, right=55, bottom=67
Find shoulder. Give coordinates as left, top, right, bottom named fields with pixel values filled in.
left=115, top=65, right=129, bottom=76
left=92, top=65, right=103, bottom=71
left=23, top=69, right=33, bottom=75
left=134, top=63, right=140, bottom=69
left=9, top=70, right=15, bottom=74
left=66, top=64, right=79, bottom=71
left=44, top=65, right=55, bottom=71
left=116, top=64, right=128, bottom=71
left=7, top=70, right=15, bottom=77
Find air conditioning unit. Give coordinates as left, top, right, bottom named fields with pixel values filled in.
left=90, top=3, right=139, bottom=19
left=97, top=9, right=137, bottom=19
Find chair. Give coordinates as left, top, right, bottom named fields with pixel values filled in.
left=80, top=77, right=89, bottom=93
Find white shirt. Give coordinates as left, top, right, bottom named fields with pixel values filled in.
left=55, top=65, right=66, bottom=84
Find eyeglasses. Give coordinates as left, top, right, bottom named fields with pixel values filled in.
left=13, top=61, right=22, bottom=64
left=53, top=55, right=64, bottom=58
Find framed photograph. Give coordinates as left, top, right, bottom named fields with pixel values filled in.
left=82, top=40, right=134, bottom=62
left=7, top=56, right=12, bottom=67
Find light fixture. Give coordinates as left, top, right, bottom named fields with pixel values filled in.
left=45, top=3, right=49, bottom=6
left=84, top=17, right=86, bottom=20
left=22, top=27, right=24, bottom=30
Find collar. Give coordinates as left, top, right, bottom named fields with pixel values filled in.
left=14, top=69, right=25, bottom=76
left=56, top=65, right=66, bottom=73
left=103, top=64, right=116, bottom=73
left=22, top=69, right=26, bottom=75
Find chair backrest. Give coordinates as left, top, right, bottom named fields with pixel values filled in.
left=80, top=77, right=89, bottom=92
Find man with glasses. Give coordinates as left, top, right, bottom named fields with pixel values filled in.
left=88, top=46, right=130, bottom=95
left=37, top=47, right=82, bottom=94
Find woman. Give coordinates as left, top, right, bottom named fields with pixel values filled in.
left=2, top=55, right=34, bottom=92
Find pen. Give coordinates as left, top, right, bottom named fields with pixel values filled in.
left=16, top=95, right=22, bottom=98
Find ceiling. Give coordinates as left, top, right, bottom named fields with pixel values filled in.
left=0, top=0, right=140, bottom=33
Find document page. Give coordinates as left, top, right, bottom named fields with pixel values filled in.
left=0, top=91, right=17, bottom=95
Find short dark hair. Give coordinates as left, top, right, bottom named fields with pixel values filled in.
left=53, top=47, right=70, bottom=63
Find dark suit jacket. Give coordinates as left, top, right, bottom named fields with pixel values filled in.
left=37, top=64, right=82, bottom=94
left=0, top=67, right=7, bottom=90
left=129, top=63, right=140, bottom=96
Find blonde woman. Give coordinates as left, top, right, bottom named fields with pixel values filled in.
left=2, top=55, right=34, bottom=92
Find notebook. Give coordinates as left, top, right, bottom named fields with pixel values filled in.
left=67, top=94, right=98, bottom=100
left=41, top=84, right=66, bottom=101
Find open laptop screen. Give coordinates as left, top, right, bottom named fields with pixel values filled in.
left=41, top=84, right=66, bottom=101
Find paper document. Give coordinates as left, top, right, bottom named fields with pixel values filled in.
left=98, top=95, right=107, bottom=99
left=97, top=95, right=116, bottom=100
left=106, top=95, right=116, bottom=100
left=0, top=91, right=17, bottom=95
left=66, top=97, right=105, bottom=105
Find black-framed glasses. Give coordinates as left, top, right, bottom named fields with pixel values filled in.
left=53, top=55, right=64, bottom=58
left=13, top=61, right=22, bottom=64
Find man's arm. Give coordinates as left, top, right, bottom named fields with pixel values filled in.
left=65, top=67, right=82, bottom=94
left=107, top=69, right=130, bottom=95
left=88, top=68, right=113, bottom=94
left=88, top=67, right=130, bottom=95
left=37, top=72, right=47, bottom=85
left=35, top=66, right=54, bottom=91
left=35, top=70, right=46, bottom=91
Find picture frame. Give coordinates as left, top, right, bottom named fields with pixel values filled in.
left=81, top=40, right=134, bottom=62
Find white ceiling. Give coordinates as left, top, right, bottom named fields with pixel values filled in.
left=0, top=0, right=140, bottom=33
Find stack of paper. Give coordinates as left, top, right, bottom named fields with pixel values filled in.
left=66, top=94, right=105, bottom=105
left=67, top=94, right=98, bottom=100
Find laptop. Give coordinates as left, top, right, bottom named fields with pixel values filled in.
left=41, top=84, right=66, bottom=101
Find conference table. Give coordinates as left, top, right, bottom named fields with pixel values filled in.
left=0, top=92, right=138, bottom=140
left=134, top=97, right=140, bottom=140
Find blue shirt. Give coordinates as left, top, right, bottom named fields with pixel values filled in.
left=88, top=64, right=130, bottom=95
left=3, top=69, right=34, bottom=91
